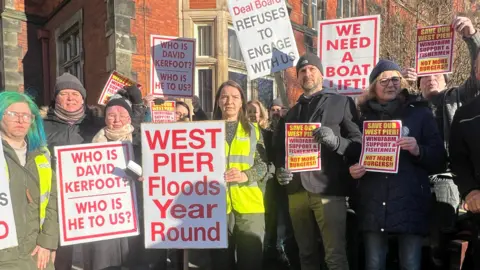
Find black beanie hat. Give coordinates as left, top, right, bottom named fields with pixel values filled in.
left=105, top=93, right=133, bottom=117
left=55, top=73, right=87, bottom=99
left=369, top=59, right=402, bottom=84
left=296, top=53, right=324, bottom=75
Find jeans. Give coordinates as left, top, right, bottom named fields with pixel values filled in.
left=364, top=232, right=423, bottom=270
left=288, top=191, right=349, bottom=270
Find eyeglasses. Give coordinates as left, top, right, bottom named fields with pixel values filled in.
left=4, top=111, right=35, bottom=123
left=378, top=77, right=401, bottom=86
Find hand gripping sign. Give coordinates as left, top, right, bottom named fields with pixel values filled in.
left=0, top=140, right=18, bottom=250
left=359, top=120, right=402, bottom=173
left=55, top=142, right=139, bottom=246
left=142, top=121, right=227, bottom=249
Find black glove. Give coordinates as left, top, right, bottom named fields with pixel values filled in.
left=276, top=167, right=293, bottom=186
left=124, top=85, right=143, bottom=105
left=313, top=126, right=339, bottom=151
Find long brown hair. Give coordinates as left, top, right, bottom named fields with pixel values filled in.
left=213, top=80, right=251, bottom=134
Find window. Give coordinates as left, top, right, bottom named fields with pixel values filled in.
left=337, top=0, right=357, bottom=18
left=56, top=10, right=83, bottom=82
left=228, top=28, right=243, bottom=61
left=59, top=26, right=82, bottom=81
left=228, top=70, right=248, bottom=98
left=305, top=35, right=316, bottom=54
left=196, top=67, right=214, bottom=113
left=302, top=0, right=318, bottom=28
left=194, top=23, right=214, bottom=57
left=319, top=0, right=327, bottom=21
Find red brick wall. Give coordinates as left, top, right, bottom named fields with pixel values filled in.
left=190, top=0, right=216, bottom=9
left=43, top=0, right=109, bottom=104
left=131, top=0, right=179, bottom=96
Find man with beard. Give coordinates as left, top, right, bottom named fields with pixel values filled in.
left=273, top=53, right=362, bottom=270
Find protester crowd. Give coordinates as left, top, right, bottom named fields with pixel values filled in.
left=4, top=14, right=480, bottom=270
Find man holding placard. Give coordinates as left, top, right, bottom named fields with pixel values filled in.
left=274, top=53, right=362, bottom=270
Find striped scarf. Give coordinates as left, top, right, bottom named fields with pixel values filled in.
left=54, top=105, right=85, bottom=123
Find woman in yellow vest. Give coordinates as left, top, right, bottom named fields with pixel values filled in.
left=211, top=80, right=268, bottom=270
left=0, top=91, right=58, bottom=270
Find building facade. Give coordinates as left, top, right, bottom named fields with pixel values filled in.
left=0, top=0, right=365, bottom=109
left=10, top=0, right=474, bottom=109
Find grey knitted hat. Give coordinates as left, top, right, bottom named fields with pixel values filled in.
left=54, top=73, right=86, bottom=99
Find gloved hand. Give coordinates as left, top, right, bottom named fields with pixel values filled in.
left=313, top=126, right=339, bottom=151
left=124, top=85, right=143, bottom=105
left=276, top=167, right=293, bottom=186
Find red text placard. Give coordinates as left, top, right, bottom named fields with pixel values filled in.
left=98, top=71, right=141, bottom=105
left=150, top=101, right=176, bottom=123
left=415, top=24, right=455, bottom=76
left=359, top=120, right=402, bottom=173
left=285, top=123, right=321, bottom=172
left=55, top=142, right=139, bottom=246
left=142, top=122, right=227, bottom=249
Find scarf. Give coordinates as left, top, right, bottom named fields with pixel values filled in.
left=92, top=124, right=134, bottom=143
left=367, top=99, right=402, bottom=120
left=54, top=105, right=85, bottom=123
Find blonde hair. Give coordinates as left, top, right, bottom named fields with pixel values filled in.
left=358, top=70, right=410, bottom=105
left=247, top=100, right=269, bottom=129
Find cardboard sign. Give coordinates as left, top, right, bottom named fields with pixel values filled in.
left=55, top=142, right=139, bottom=246
left=98, top=71, right=141, bottom=105
left=150, top=101, right=176, bottom=123
left=359, top=120, right=402, bottom=173
left=285, top=123, right=321, bottom=172
left=318, top=15, right=380, bottom=96
left=142, top=122, right=227, bottom=249
left=0, top=141, right=18, bottom=250
left=151, top=35, right=195, bottom=98
left=227, top=0, right=299, bottom=80
left=415, top=24, right=455, bottom=76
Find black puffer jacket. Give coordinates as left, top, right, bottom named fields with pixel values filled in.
left=43, top=106, right=105, bottom=162
left=356, top=94, right=446, bottom=235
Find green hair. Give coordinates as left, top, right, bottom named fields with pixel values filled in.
left=0, top=91, right=47, bottom=152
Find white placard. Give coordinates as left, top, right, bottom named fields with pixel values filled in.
left=55, top=142, right=139, bottom=246
left=142, top=122, right=227, bottom=249
left=318, top=15, right=380, bottom=96
left=228, top=0, right=299, bottom=80
left=0, top=140, right=18, bottom=250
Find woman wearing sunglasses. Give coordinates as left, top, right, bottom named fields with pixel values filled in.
left=349, top=60, right=446, bottom=270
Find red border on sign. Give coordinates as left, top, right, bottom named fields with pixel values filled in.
left=414, top=24, right=455, bottom=76
left=358, top=120, right=402, bottom=173
left=57, top=143, right=138, bottom=243
left=150, top=36, right=196, bottom=98
left=318, top=16, right=379, bottom=96
left=285, top=123, right=321, bottom=172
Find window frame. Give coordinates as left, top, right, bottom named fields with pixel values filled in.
left=195, top=65, right=216, bottom=113
left=193, top=22, right=215, bottom=57
left=55, top=9, right=84, bottom=83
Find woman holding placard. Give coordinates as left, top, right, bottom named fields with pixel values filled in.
left=211, top=80, right=268, bottom=270
left=81, top=90, right=161, bottom=270
left=0, top=91, right=58, bottom=270
left=349, top=60, right=446, bottom=270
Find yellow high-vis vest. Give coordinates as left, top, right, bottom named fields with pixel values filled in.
left=225, top=122, right=265, bottom=214
left=6, top=148, right=52, bottom=229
